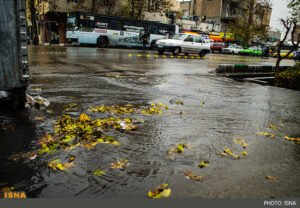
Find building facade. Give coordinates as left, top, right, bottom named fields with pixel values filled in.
left=179, top=0, right=272, bottom=32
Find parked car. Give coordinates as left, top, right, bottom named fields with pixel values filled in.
left=239, top=46, right=262, bottom=56
left=294, top=49, right=300, bottom=62
left=156, top=33, right=211, bottom=57
left=272, top=50, right=294, bottom=59
left=210, top=42, right=226, bottom=53
left=222, top=45, right=244, bottom=54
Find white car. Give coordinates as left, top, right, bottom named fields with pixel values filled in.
left=222, top=45, right=243, bottom=54
left=156, top=33, right=211, bottom=57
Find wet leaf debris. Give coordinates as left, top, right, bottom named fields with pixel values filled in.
left=198, top=160, right=210, bottom=168
left=233, top=138, right=249, bottom=149
left=110, top=159, right=129, bottom=169
left=88, top=104, right=136, bottom=115
left=257, top=131, right=275, bottom=139
left=184, top=170, right=203, bottom=182
left=168, top=143, right=191, bottom=154
left=48, top=159, right=75, bottom=171
left=284, top=136, right=300, bottom=144
left=148, top=184, right=171, bottom=199
left=93, top=169, right=106, bottom=176
left=220, top=148, right=240, bottom=159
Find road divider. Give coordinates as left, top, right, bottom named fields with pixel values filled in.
left=128, top=54, right=271, bottom=62
left=216, top=64, right=289, bottom=74
left=128, top=54, right=204, bottom=59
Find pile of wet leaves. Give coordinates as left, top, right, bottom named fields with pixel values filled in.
left=10, top=103, right=170, bottom=165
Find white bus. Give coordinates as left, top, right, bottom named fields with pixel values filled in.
left=66, top=12, right=179, bottom=48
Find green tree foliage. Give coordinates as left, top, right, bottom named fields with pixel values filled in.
left=288, top=0, right=300, bottom=21
left=227, top=0, right=272, bottom=46
left=120, top=0, right=173, bottom=19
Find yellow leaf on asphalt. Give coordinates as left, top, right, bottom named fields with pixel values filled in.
left=284, top=136, right=300, bottom=144
left=48, top=159, right=74, bottom=171
left=222, top=148, right=240, bottom=159
left=184, top=170, right=203, bottom=181
left=268, top=123, right=278, bottom=130
left=93, top=169, right=105, bottom=176
left=198, top=160, right=209, bottom=168
left=257, top=132, right=275, bottom=139
left=148, top=184, right=171, bottom=199
left=79, top=113, right=90, bottom=122
left=233, top=138, right=249, bottom=148
left=241, top=151, right=248, bottom=156
left=265, top=176, right=277, bottom=181
left=110, top=159, right=129, bottom=169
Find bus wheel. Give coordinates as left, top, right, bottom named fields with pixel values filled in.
left=158, top=50, right=164, bottom=55
left=97, top=37, right=108, bottom=48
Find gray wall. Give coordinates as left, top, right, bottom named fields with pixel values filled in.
left=0, top=0, right=28, bottom=91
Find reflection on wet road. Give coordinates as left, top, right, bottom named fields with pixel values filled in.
left=0, top=46, right=299, bottom=198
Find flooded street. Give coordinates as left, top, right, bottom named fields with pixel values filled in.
left=0, top=46, right=299, bottom=198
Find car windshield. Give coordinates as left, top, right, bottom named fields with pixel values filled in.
left=172, top=34, right=186, bottom=40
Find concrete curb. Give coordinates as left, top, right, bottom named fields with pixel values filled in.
left=216, top=64, right=289, bottom=73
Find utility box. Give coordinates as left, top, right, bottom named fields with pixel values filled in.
left=0, top=0, right=29, bottom=93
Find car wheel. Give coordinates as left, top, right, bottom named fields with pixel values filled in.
left=173, top=47, right=181, bottom=55
left=158, top=50, right=164, bottom=55
left=231, top=51, right=235, bottom=54
left=199, top=50, right=206, bottom=58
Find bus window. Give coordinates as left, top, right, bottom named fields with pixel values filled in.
left=67, top=16, right=77, bottom=31
left=79, top=15, right=95, bottom=31
left=110, top=19, right=123, bottom=30
left=95, top=17, right=109, bottom=29
left=136, top=22, right=147, bottom=32
left=148, top=24, right=159, bottom=35
left=158, top=25, right=168, bottom=35
left=123, top=21, right=136, bottom=32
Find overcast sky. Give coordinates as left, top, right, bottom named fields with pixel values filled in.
left=270, top=0, right=291, bottom=31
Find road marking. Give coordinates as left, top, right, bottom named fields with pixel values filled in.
left=38, top=52, right=66, bottom=55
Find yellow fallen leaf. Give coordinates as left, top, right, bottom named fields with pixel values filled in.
left=233, top=138, right=249, bottom=148
left=110, top=159, right=129, bottom=169
left=79, top=113, right=90, bottom=122
left=93, top=169, right=105, bottom=176
left=48, top=159, right=74, bottom=171
left=198, top=160, right=209, bottom=168
left=268, top=123, right=277, bottom=130
left=0, top=187, right=15, bottom=192
left=284, top=136, right=300, bottom=143
left=266, top=176, right=277, bottom=181
left=241, top=151, right=248, bottom=156
left=184, top=170, right=203, bottom=181
left=148, top=184, right=171, bottom=199
left=257, top=132, right=275, bottom=139
left=222, top=148, right=240, bottom=159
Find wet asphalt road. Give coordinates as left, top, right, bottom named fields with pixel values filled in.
left=0, top=46, right=299, bottom=198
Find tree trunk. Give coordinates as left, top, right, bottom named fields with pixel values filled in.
left=29, top=0, right=39, bottom=45
left=130, top=0, right=135, bottom=18
left=245, top=0, right=255, bottom=45
left=91, top=0, right=95, bottom=13
left=275, top=57, right=282, bottom=71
